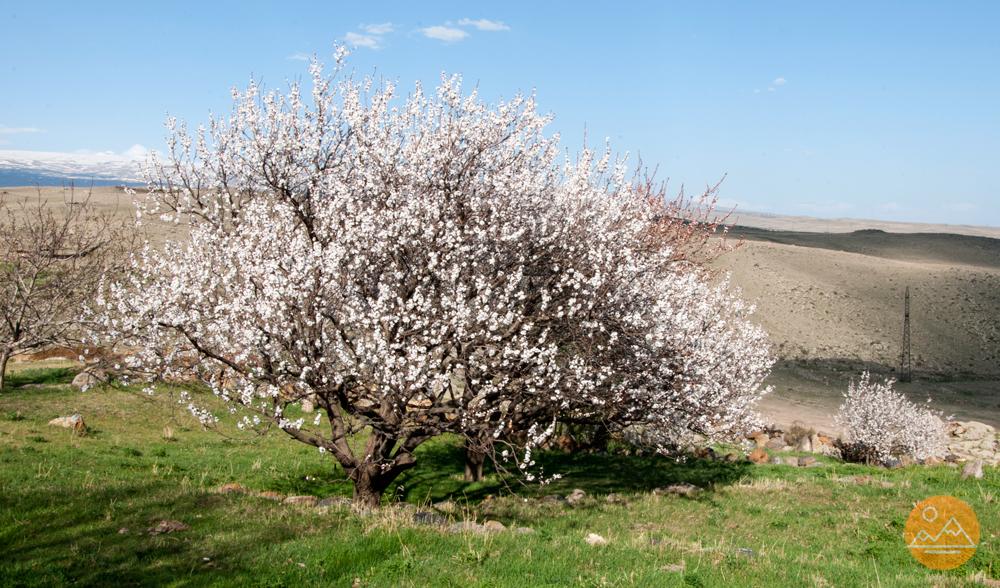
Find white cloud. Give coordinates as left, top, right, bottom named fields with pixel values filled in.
left=0, top=126, right=45, bottom=135
left=420, top=25, right=469, bottom=43
left=457, top=18, right=510, bottom=31
left=122, top=144, right=149, bottom=160
left=287, top=52, right=311, bottom=61
left=362, top=22, right=395, bottom=35
left=344, top=32, right=381, bottom=49
left=772, top=77, right=787, bottom=86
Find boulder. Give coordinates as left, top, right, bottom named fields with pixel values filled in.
left=797, top=456, right=817, bottom=467
left=748, top=447, right=769, bottom=464
left=961, top=460, right=984, bottom=480
left=283, top=495, right=319, bottom=507
left=585, top=533, right=608, bottom=546
left=48, top=413, right=86, bottom=435
left=148, top=520, right=189, bottom=535
left=413, top=511, right=448, bottom=526
left=566, top=488, right=587, bottom=505
left=765, top=437, right=787, bottom=451
left=217, top=483, right=248, bottom=494
left=655, top=483, right=701, bottom=498
left=72, top=371, right=104, bottom=391
left=448, top=521, right=487, bottom=534
left=317, top=496, right=352, bottom=508
left=482, top=520, right=506, bottom=532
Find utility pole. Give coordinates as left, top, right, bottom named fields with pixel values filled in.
left=899, top=286, right=912, bottom=382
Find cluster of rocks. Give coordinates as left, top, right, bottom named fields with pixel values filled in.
left=945, top=421, right=999, bottom=466
left=747, top=428, right=838, bottom=456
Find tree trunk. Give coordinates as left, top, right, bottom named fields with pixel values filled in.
left=348, top=462, right=395, bottom=510
left=0, top=350, right=9, bottom=392
left=464, top=439, right=487, bottom=482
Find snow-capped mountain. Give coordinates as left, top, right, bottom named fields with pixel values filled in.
left=0, top=148, right=144, bottom=186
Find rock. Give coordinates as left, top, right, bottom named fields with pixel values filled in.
left=769, top=456, right=786, bottom=465
left=656, top=483, right=701, bottom=498
left=693, top=447, right=716, bottom=461
left=796, top=436, right=812, bottom=453
left=514, top=527, right=535, bottom=534
left=566, top=488, right=587, bottom=505
left=47, top=413, right=86, bottom=435
left=899, top=456, right=916, bottom=467
left=217, top=483, right=248, bottom=494
left=736, top=547, right=756, bottom=558
left=256, top=491, right=284, bottom=501
left=797, top=456, right=817, bottom=467
left=765, top=437, right=787, bottom=451
left=542, top=494, right=567, bottom=505
left=748, top=447, right=769, bottom=464
left=882, top=458, right=902, bottom=469
left=448, top=521, right=486, bottom=534
left=117, top=527, right=129, bottom=534
left=605, top=493, right=627, bottom=505
left=72, top=370, right=104, bottom=390
left=317, top=496, right=352, bottom=508
left=148, top=520, right=189, bottom=535
left=585, top=533, right=608, bottom=546
left=433, top=500, right=458, bottom=514
left=483, top=520, right=506, bottom=532
left=283, top=495, right=319, bottom=507
left=663, top=562, right=686, bottom=573
left=921, top=456, right=943, bottom=466
left=413, top=511, right=448, bottom=526
left=300, top=396, right=315, bottom=413
left=961, top=460, right=984, bottom=480
left=750, top=432, right=769, bottom=449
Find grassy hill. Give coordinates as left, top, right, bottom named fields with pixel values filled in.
left=1, top=368, right=996, bottom=587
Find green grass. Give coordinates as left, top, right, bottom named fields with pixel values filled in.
left=0, top=370, right=997, bottom=587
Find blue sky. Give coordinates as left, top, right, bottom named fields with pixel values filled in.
left=2, top=1, right=998, bottom=225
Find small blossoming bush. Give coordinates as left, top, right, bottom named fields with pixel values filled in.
left=835, top=371, right=946, bottom=464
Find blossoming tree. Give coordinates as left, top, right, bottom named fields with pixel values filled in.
left=99, top=52, right=772, bottom=506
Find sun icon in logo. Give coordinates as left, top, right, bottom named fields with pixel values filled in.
left=921, top=506, right=938, bottom=523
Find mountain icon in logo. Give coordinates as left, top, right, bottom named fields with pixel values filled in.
left=908, top=516, right=977, bottom=553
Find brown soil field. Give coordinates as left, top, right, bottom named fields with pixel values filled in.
left=4, top=187, right=998, bottom=432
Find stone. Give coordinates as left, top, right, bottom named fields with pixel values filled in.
left=899, top=456, right=916, bottom=467
left=483, top=520, right=506, bottom=532
left=283, top=495, right=319, bottom=507
left=218, top=483, right=248, bottom=494
left=750, top=432, right=769, bottom=449
left=117, top=527, right=129, bottom=534
left=448, top=521, right=486, bottom=534
left=921, top=456, right=943, bottom=466
left=961, top=460, right=984, bottom=480
left=542, top=494, right=567, bottom=505
left=882, top=458, right=902, bottom=469
left=317, top=496, right=352, bottom=508
left=765, top=437, right=787, bottom=451
left=663, top=563, right=686, bottom=573
left=48, top=413, right=86, bottom=435
left=605, top=493, right=626, bottom=505
left=797, top=456, right=817, bottom=467
left=433, top=500, right=458, bottom=514
left=566, top=488, right=587, bottom=505
left=769, top=456, right=786, bottom=465
left=72, top=371, right=103, bottom=391
left=748, top=447, right=769, bottom=464
left=656, top=483, right=701, bottom=498
left=796, top=436, right=812, bottom=453
left=148, top=520, right=189, bottom=535
left=585, top=533, right=608, bottom=546
left=736, top=547, right=756, bottom=558
left=300, top=396, right=315, bottom=413
left=256, top=491, right=284, bottom=501
left=413, top=511, right=448, bottom=526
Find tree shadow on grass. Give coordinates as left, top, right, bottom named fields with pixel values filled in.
left=4, top=367, right=76, bottom=390
left=0, top=479, right=365, bottom=587
left=396, top=440, right=752, bottom=505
